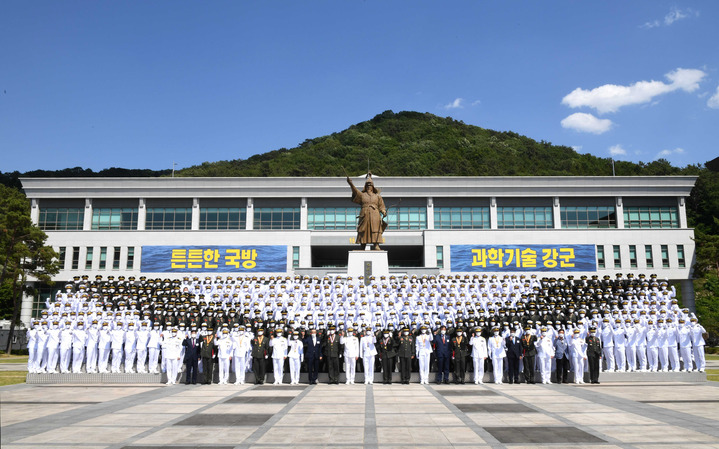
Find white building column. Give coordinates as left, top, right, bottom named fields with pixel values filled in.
left=615, top=196, right=624, bottom=228
left=426, top=197, right=434, bottom=230
left=678, top=197, right=687, bottom=228
left=490, top=197, right=498, bottom=230
left=30, top=199, right=40, bottom=225
left=300, top=198, right=308, bottom=230
left=246, top=198, right=254, bottom=230
left=552, top=196, right=561, bottom=229
left=191, top=198, right=200, bottom=230
left=20, top=289, right=34, bottom=327
left=83, top=198, right=93, bottom=230
left=137, top=199, right=146, bottom=230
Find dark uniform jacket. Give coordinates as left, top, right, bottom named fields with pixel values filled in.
left=521, top=334, right=537, bottom=356
left=586, top=336, right=602, bottom=357
left=452, top=335, right=469, bottom=358
left=251, top=335, right=270, bottom=359
left=322, top=334, right=342, bottom=357
left=199, top=334, right=216, bottom=359
left=378, top=335, right=397, bottom=358
left=396, top=335, right=415, bottom=358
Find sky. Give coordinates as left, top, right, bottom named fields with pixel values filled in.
left=1, top=1, right=718, bottom=173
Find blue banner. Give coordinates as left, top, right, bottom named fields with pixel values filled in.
left=450, top=244, right=596, bottom=272
left=141, top=245, right=287, bottom=273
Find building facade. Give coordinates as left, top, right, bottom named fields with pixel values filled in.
left=19, top=175, right=697, bottom=324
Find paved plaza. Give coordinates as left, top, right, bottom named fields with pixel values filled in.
left=2, top=380, right=719, bottom=449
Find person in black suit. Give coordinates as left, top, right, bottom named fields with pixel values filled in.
left=521, top=326, right=537, bottom=384
left=303, top=327, right=322, bottom=384
left=182, top=329, right=201, bottom=384
left=505, top=329, right=523, bottom=384
left=433, top=325, right=452, bottom=384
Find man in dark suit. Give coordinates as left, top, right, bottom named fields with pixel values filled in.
left=553, top=329, right=571, bottom=384
left=505, top=330, right=523, bottom=384
left=433, top=325, right=452, bottom=384
left=182, top=328, right=201, bottom=384
left=199, top=326, right=217, bottom=384
left=322, top=325, right=342, bottom=384
left=303, top=327, right=322, bottom=384
left=377, top=328, right=397, bottom=384
left=521, top=326, right=537, bottom=384
left=452, top=328, right=469, bottom=384
left=251, top=328, right=270, bottom=384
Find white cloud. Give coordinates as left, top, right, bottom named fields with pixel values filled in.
left=708, top=86, right=719, bottom=109
left=560, top=113, right=613, bottom=134
left=609, top=145, right=627, bottom=157
left=571, top=145, right=583, bottom=153
left=443, top=98, right=464, bottom=109
left=656, top=147, right=685, bottom=159
left=562, top=68, right=706, bottom=114
left=471, top=99, right=481, bottom=106
left=641, top=7, right=697, bottom=28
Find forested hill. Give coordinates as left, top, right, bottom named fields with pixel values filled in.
left=176, top=110, right=696, bottom=177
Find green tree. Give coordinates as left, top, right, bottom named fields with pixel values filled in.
left=0, top=185, right=60, bottom=354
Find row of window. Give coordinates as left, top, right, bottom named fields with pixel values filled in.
left=58, top=246, right=135, bottom=271
left=596, top=244, right=686, bottom=270
left=38, top=206, right=681, bottom=231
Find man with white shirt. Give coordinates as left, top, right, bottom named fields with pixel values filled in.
left=415, top=325, right=434, bottom=385
left=359, top=327, right=377, bottom=384
left=341, top=327, right=360, bottom=384
left=270, top=328, right=288, bottom=384
left=232, top=325, right=252, bottom=385
left=690, top=317, right=707, bottom=372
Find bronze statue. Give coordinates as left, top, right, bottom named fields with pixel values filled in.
left=346, top=173, right=387, bottom=250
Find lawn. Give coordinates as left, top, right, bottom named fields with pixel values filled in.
left=0, top=370, right=27, bottom=386
left=0, top=354, right=29, bottom=364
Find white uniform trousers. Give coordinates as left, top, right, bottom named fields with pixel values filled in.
left=136, top=347, right=147, bottom=373
left=111, top=348, right=123, bottom=373
left=124, top=348, right=136, bottom=373
left=626, top=346, right=637, bottom=371
left=218, top=357, right=231, bottom=384
left=98, top=348, right=111, bottom=373
left=602, top=346, right=615, bottom=371
left=273, top=358, right=285, bottom=384
left=418, top=353, right=431, bottom=384
left=35, top=346, right=48, bottom=372
left=165, top=357, right=179, bottom=384
left=148, top=347, right=159, bottom=373
left=289, top=357, right=301, bottom=384
left=492, top=357, right=504, bottom=383
left=668, top=346, right=680, bottom=371
left=679, top=346, right=693, bottom=371
left=636, top=346, right=647, bottom=371
left=72, top=346, right=85, bottom=373
left=363, top=356, right=375, bottom=384
left=613, top=345, right=626, bottom=371
left=572, top=356, right=585, bottom=383
left=86, top=346, right=98, bottom=373
left=538, top=355, right=552, bottom=383
left=647, top=346, right=659, bottom=371
left=344, top=357, right=356, bottom=383
left=47, top=347, right=59, bottom=373
left=27, top=344, right=36, bottom=373
left=472, top=356, right=485, bottom=384
left=693, top=345, right=705, bottom=371
left=233, top=355, right=248, bottom=384
left=60, top=347, right=72, bottom=373
left=658, top=346, right=669, bottom=370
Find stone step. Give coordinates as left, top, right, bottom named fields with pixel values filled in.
left=26, top=370, right=707, bottom=384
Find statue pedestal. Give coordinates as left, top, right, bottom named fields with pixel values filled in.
left=347, top=250, right=389, bottom=284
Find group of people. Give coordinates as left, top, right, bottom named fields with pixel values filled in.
left=26, top=272, right=708, bottom=385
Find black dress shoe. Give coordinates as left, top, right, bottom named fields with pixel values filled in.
left=443, top=380, right=449, bottom=384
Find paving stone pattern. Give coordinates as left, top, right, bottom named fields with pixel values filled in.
left=2, top=381, right=719, bottom=448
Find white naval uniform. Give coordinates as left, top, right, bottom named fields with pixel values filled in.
left=287, top=337, right=304, bottom=384
left=470, top=335, right=489, bottom=384
left=359, top=334, right=377, bottom=384
left=110, top=328, right=125, bottom=373
left=147, top=329, right=162, bottom=374
left=98, top=328, right=112, bottom=373
left=71, top=328, right=88, bottom=373
left=691, top=323, right=707, bottom=371
left=59, top=328, right=73, bottom=373
left=232, top=332, right=252, bottom=384
left=86, top=327, right=100, bottom=373
left=124, top=328, right=138, bottom=373
left=600, top=325, right=615, bottom=371
left=135, top=328, right=150, bottom=373
left=26, top=328, right=38, bottom=373
left=35, top=328, right=50, bottom=373
left=163, top=334, right=183, bottom=384
left=270, top=336, right=288, bottom=384
left=677, top=326, right=693, bottom=371
left=570, top=335, right=587, bottom=384
left=216, top=336, right=234, bottom=384
left=536, top=334, right=555, bottom=384
left=414, top=332, right=432, bottom=384
left=341, top=335, right=359, bottom=384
